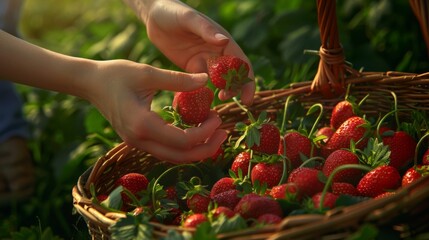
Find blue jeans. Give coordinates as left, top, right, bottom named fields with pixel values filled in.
left=0, top=81, right=29, bottom=143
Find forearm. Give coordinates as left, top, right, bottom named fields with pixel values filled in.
left=0, top=30, right=96, bottom=100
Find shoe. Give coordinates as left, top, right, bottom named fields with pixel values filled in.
left=0, top=137, right=35, bottom=205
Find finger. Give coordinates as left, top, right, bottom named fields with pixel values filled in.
left=138, top=129, right=227, bottom=164
left=240, top=81, right=256, bottom=106
left=184, top=12, right=231, bottom=46
left=146, top=67, right=208, bottom=92
left=135, top=111, right=222, bottom=150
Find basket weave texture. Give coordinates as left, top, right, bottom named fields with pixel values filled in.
left=73, top=0, right=429, bottom=239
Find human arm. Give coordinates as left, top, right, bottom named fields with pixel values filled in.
left=0, top=30, right=227, bottom=163
left=122, top=0, right=256, bottom=106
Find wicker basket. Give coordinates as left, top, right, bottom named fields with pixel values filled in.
left=73, top=0, right=429, bottom=239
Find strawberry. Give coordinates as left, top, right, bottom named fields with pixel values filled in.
left=234, top=193, right=283, bottom=219
left=211, top=189, right=241, bottom=210
left=381, top=131, right=417, bottom=170
left=331, top=182, right=359, bottom=196
left=321, top=116, right=370, bottom=158
left=422, top=149, right=429, bottom=165
left=287, top=167, right=325, bottom=198
left=251, top=161, right=283, bottom=188
left=97, top=194, right=108, bottom=202
left=211, top=206, right=236, bottom=219
left=187, top=193, right=211, bottom=213
left=278, top=131, right=312, bottom=169
left=172, top=86, right=214, bottom=125
left=183, top=213, right=208, bottom=228
left=316, top=126, right=335, bottom=144
left=330, top=100, right=357, bottom=130
left=402, top=165, right=429, bottom=187
left=357, top=165, right=401, bottom=198
left=312, top=192, right=339, bottom=209
left=257, top=213, right=282, bottom=225
left=207, top=55, right=251, bottom=91
left=248, top=123, right=281, bottom=154
left=231, top=151, right=251, bottom=175
left=210, top=177, right=236, bottom=198
left=114, top=173, right=149, bottom=205
left=165, top=186, right=177, bottom=201
left=374, top=191, right=396, bottom=199
left=322, top=149, right=362, bottom=185
left=269, top=183, right=300, bottom=201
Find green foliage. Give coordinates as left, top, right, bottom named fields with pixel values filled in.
left=1, top=0, right=427, bottom=238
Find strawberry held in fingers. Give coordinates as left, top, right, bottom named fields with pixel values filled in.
left=172, top=86, right=214, bottom=125
left=207, top=55, right=252, bottom=91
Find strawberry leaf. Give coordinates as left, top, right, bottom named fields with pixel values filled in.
left=211, top=214, right=247, bottom=234
left=110, top=214, right=153, bottom=240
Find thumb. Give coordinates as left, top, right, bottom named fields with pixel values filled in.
left=148, top=67, right=208, bottom=92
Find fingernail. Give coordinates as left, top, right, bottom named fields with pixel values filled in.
left=215, top=33, right=229, bottom=41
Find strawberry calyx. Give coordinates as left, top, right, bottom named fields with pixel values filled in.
left=223, top=63, right=253, bottom=92
left=356, top=137, right=391, bottom=168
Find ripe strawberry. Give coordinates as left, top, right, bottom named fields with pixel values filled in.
left=210, top=177, right=236, bottom=198
left=322, top=149, right=362, bottom=185
left=269, top=183, right=300, bottom=201
left=257, top=213, right=282, bottom=225
left=207, top=55, right=251, bottom=91
left=381, top=131, right=417, bottom=170
left=402, top=165, right=429, bottom=187
left=422, top=149, right=429, bottom=165
left=330, top=100, right=357, bottom=130
left=316, top=126, right=335, bottom=144
left=165, top=186, right=177, bottom=200
left=278, top=131, right=312, bottom=169
left=321, top=116, right=370, bottom=158
left=331, top=182, right=359, bottom=196
left=172, top=86, right=214, bottom=125
left=187, top=193, right=211, bottom=213
left=251, top=161, right=283, bottom=188
left=312, top=192, right=339, bottom=209
left=211, top=189, right=241, bottom=210
left=211, top=206, right=236, bottom=219
left=183, top=213, right=208, bottom=228
left=231, top=151, right=251, bottom=175
left=248, top=123, right=280, bottom=154
left=114, top=173, right=149, bottom=205
left=234, top=193, right=283, bottom=219
left=374, top=191, right=395, bottom=199
left=287, top=167, right=325, bottom=198
left=357, top=165, right=401, bottom=198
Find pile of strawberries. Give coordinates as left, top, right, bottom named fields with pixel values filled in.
left=93, top=55, right=429, bottom=236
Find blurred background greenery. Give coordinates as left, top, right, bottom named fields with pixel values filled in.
left=1, top=0, right=428, bottom=239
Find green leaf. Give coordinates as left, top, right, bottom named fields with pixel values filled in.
left=101, top=186, right=124, bottom=210
left=192, top=221, right=217, bottom=240
left=345, top=223, right=379, bottom=240
left=211, top=214, right=248, bottom=234
left=110, top=214, right=153, bottom=240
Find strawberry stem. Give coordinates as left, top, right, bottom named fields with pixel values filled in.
left=280, top=95, right=294, bottom=134
left=414, top=131, right=429, bottom=166
left=389, top=91, right=400, bottom=130
left=319, top=164, right=372, bottom=211
left=232, top=97, right=256, bottom=123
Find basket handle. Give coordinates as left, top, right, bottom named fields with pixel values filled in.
left=311, top=0, right=347, bottom=98
left=409, top=0, right=429, bottom=57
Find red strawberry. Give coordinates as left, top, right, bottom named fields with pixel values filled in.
left=165, top=186, right=177, bottom=200
left=251, top=162, right=283, bottom=188
left=207, top=55, right=251, bottom=91
left=231, top=151, right=251, bottom=175
left=97, top=194, right=108, bottom=202
left=322, top=149, right=362, bottom=185
left=287, top=167, right=325, bottom=198
left=249, top=123, right=280, bottom=154
left=402, top=165, right=429, bottom=187
left=211, top=206, right=236, bottom=219
left=211, top=189, right=241, bottom=210
left=312, top=192, right=339, bottom=209
left=321, top=116, right=370, bottom=158
left=172, top=86, right=214, bottom=125
left=210, top=177, right=236, bottom=198
left=374, top=191, right=396, bottom=199
left=183, top=213, right=208, bottom=228
left=278, top=131, right=312, bottom=169
left=114, top=173, right=149, bottom=205
left=422, top=149, right=429, bottom=165
left=330, top=100, right=357, bottom=130
left=269, top=183, right=300, bottom=201
left=381, top=131, right=417, bottom=170
left=316, top=126, right=335, bottom=144
left=234, top=193, right=283, bottom=219
left=357, top=165, right=401, bottom=198
left=331, top=182, right=359, bottom=196
left=187, top=193, right=211, bottom=213
left=257, top=213, right=282, bottom=225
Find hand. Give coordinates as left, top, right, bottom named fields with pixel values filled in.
left=87, top=60, right=227, bottom=163
left=142, top=0, right=255, bottom=106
